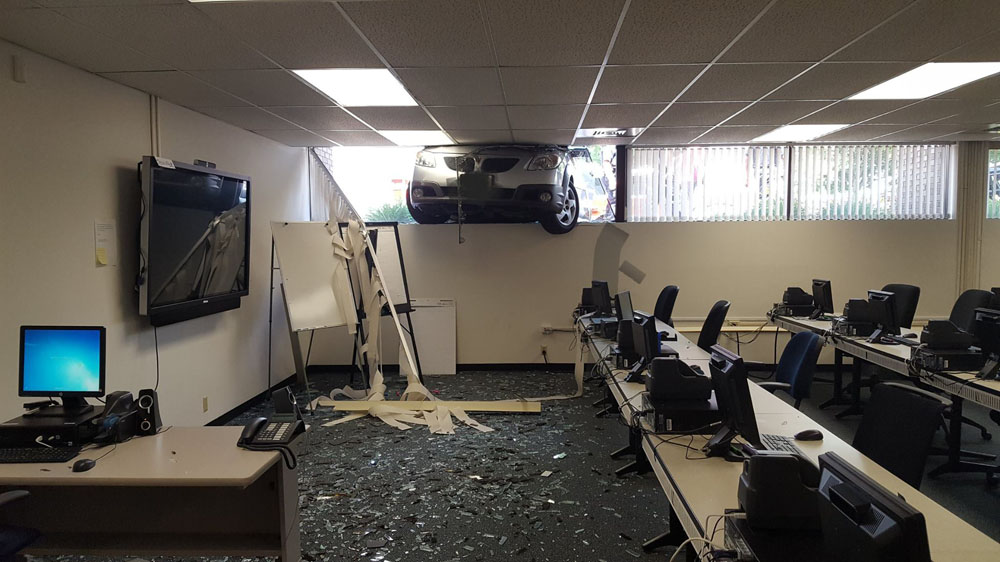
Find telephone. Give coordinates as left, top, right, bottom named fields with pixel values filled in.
left=237, top=415, right=304, bottom=469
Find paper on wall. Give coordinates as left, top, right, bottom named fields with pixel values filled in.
left=94, top=219, right=117, bottom=266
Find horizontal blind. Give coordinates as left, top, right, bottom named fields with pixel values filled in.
left=989, top=149, right=1000, bottom=219
left=790, top=144, right=952, bottom=220
left=628, top=146, right=787, bottom=222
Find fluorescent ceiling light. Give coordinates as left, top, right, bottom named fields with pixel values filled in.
left=752, top=124, right=848, bottom=142
left=379, top=130, right=452, bottom=146
left=850, top=62, right=1000, bottom=100
left=293, top=69, right=417, bottom=107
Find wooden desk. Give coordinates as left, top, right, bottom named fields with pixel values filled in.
left=0, top=426, right=299, bottom=561
left=577, top=316, right=1000, bottom=561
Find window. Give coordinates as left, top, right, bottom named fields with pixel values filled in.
left=790, top=144, right=952, bottom=220
left=628, top=146, right=787, bottom=222
left=989, top=149, right=1000, bottom=219
left=313, top=146, right=418, bottom=224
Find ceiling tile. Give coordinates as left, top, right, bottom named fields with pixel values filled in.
left=314, top=130, right=394, bottom=146
left=195, top=2, right=380, bottom=69
left=0, top=8, right=164, bottom=72
left=55, top=5, right=275, bottom=70
left=340, top=0, right=492, bottom=67
left=794, top=100, right=912, bottom=125
left=427, top=106, right=509, bottom=130
left=610, top=0, right=769, bottom=64
left=447, top=130, right=515, bottom=144
left=865, top=100, right=965, bottom=125
left=594, top=65, right=703, bottom=103
left=507, top=105, right=585, bottom=130
left=932, top=131, right=1000, bottom=141
left=813, top=124, right=907, bottom=141
left=484, top=0, right=624, bottom=66
left=582, top=104, right=664, bottom=128
left=936, top=29, right=1000, bottom=62
left=874, top=124, right=967, bottom=142
left=933, top=102, right=1000, bottom=125
left=653, top=102, right=748, bottom=126
left=724, top=100, right=830, bottom=125
left=511, top=129, right=575, bottom=144
left=253, top=129, right=333, bottom=147
left=99, top=71, right=248, bottom=107
left=1, top=1, right=42, bottom=7
left=193, top=106, right=299, bottom=130
left=191, top=69, right=331, bottom=106
left=766, top=62, right=918, bottom=101
left=501, top=67, right=599, bottom=105
left=832, top=0, right=1000, bottom=62
left=267, top=106, right=368, bottom=131
left=396, top=67, right=504, bottom=106
left=573, top=136, right=623, bottom=146
left=37, top=1, right=185, bottom=5
left=722, top=0, right=911, bottom=63
left=633, top=127, right=710, bottom=145
left=694, top=126, right=775, bottom=143
left=349, top=107, right=437, bottom=130
left=679, top=63, right=810, bottom=102
left=936, top=74, right=1000, bottom=102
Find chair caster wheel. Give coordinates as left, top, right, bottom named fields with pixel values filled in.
left=982, top=430, right=993, bottom=441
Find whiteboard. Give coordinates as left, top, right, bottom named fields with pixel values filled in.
left=271, top=221, right=347, bottom=332
left=368, top=225, right=408, bottom=307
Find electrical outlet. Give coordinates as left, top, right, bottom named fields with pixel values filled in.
left=541, top=345, right=548, bottom=355
left=202, top=396, right=209, bottom=413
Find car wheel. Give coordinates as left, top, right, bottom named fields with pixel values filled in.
left=541, top=182, right=579, bottom=234
left=406, top=191, right=448, bottom=224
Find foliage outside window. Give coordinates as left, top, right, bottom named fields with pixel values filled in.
left=989, top=149, right=1000, bottom=219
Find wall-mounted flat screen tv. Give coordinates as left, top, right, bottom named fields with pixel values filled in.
left=139, top=156, right=250, bottom=327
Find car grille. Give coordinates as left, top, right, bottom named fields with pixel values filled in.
left=442, top=186, right=514, bottom=200
left=442, top=157, right=460, bottom=171
left=480, top=158, right=519, bottom=173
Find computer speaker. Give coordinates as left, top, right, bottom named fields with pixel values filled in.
left=136, top=388, right=162, bottom=436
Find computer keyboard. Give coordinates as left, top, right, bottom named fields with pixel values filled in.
left=0, top=446, right=81, bottom=463
left=760, top=434, right=805, bottom=457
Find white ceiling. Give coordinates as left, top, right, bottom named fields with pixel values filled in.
left=1, top=0, right=999, bottom=146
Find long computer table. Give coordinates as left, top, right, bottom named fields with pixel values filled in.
left=578, top=316, right=1000, bottom=562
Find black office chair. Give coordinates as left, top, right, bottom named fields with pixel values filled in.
left=0, top=490, right=38, bottom=561
left=697, top=300, right=731, bottom=352
left=758, top=331, right=822, bottom=409
left=882, top=283, right=920, bottom=330
left=852, top=383, right=945, bottom=489
left=949, top=289, right=994, bottom=332
left=653, top=285, right=679, bottom=327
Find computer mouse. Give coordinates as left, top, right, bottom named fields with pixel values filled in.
left=794, top=429, right=824, bottom=441
left=72, top=459, right=96, bottom=472
left=902, top=333, right=917, bottom=339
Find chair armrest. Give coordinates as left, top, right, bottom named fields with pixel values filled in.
left=881, top=382, right=951, bottom=407
left=757, top=382, right=791, bottom=394
left=0, top=490, right=29, bottom=508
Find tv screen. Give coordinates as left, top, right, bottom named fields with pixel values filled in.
left=139, top=157, right=250, bottom=326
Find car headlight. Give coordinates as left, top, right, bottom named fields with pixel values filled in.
left=415, top=151, right=436, bottom=168
left=526, top=153, right=562, bottom=171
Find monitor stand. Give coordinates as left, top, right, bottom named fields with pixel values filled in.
left=702, top=424, right=749, bottom=462
left=623, top=358, right=647, bottom=383
left=977, top=356, right=1000, bottom=381
left=23, top=397, right=95, bottom=418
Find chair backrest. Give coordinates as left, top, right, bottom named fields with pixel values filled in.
left=852, top=383, right=944, bottom=489
left=697, top=300, right=731, bottom=352
left=654, top=285, right=679, bottom=326
left=775, top=331, right=822, bottom=400
left=882, top=283, right=920, bottom=329
left=949, top=289, right=994, bottom=332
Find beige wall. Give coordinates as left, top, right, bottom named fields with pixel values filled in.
left=0, top=40, right=308, bottom=424
left=982, top=221, right=1000, bottom=288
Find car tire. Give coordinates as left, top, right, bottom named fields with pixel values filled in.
left=541, top=181, right=579, bottom=234
left=406, top=191, right=448, bottom=224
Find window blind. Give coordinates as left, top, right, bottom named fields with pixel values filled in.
left=988, top=148, right=1000, bottom=219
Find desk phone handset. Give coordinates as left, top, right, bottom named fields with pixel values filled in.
left=237, top=416, right=304, bottom=469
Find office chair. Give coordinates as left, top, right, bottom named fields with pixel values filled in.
left=852, top=383, right=945, bottom=489
left=697, top=300, right=731, bottom=352
left=758, top=331, right=822, bottom=409
left=0, top=490, right=38, bottom=561
left=882, top=283, right=920, bottom=330
left=949, top=289, right=994, bottom=332
left=653, top=285, right=679, bottom=326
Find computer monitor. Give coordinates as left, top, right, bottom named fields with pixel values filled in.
left=866, top=290, right=900, bottom=342
left=811, top=279, right=834, bottom=318
left=703, top=345, right=762, bottom=459
left=592, top=280, right=613, bottom=317
left=615, top=291, right=634, bottom=322
left=973, top=308, right=1000, bottom=380
left=817, top=451, right=931, bottom=562
left=19, top=326, right=106, bottom=417
left=624, top=316, right=660, bottom=383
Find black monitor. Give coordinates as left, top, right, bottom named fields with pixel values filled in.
left=811, top=279, right=834, bottom=318
left=817, top=451, right=931, bottom=562
left=866, top=289, right=900, bottom=343
left=592, top=280, right=613, bottom=317
left=703, top=345, right=762, bottom=459
left=624, top=316, right=660, bottom=383
left=973, top=308, right=1000, bottom=380
left=615, top=291, right=634, bottom=322
left=19, top=326, right=106, bottom=417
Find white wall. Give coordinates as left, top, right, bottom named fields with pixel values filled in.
left=0, top=40, right=309, bottom=425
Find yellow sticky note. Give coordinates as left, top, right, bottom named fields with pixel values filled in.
left=96, top=247, right=108, bottom=265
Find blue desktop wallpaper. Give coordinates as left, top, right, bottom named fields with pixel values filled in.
left=22, top=329, right=102, bottom=393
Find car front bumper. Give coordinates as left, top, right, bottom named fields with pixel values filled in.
left=410, top=181, right=565, bottom=214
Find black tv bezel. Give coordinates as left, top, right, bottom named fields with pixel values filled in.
left=140, top=156, right=251, bottom=326
left=19, top=325, right=107, bottom=398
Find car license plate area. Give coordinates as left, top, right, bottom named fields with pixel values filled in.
left=458, top=172, right=494, bottom=196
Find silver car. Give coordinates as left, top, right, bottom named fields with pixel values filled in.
left=408, top=144, right=580, bottom=234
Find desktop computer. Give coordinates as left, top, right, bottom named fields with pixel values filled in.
left=624, top=316, right=663, bottom=383
left=591, top=280, right=613, bottom=318
left=810, top=279, right=834, bottom=319
left=865, top=290, right=901, bottom=343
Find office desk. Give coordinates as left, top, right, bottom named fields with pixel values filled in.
left=0, top=426, right=299, bottom=561
left=578, top=317, right=1000, bottom=561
